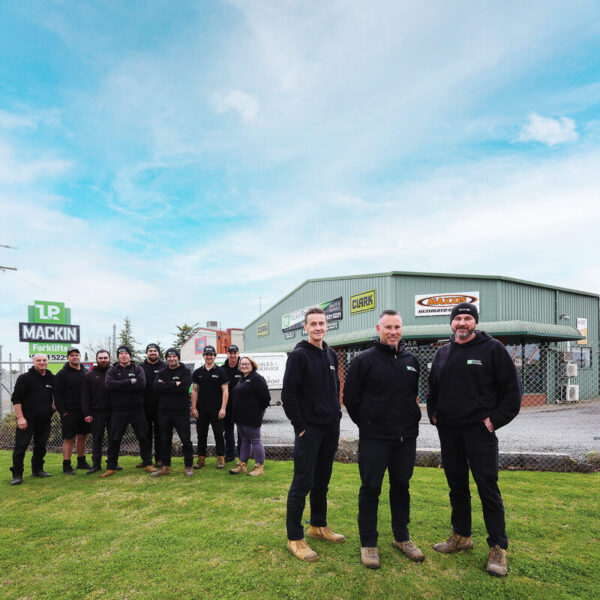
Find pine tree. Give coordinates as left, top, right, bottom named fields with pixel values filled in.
left=118, top=316, right=141, bottom=362
left=172, top=322, right=200, bottom=350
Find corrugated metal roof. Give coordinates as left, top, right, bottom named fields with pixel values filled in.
left=248, top=320, right=584, bottom=353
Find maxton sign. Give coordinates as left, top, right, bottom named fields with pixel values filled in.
left=415, top=291, right=480, bottom=317
left=19, top=300, right=80, bottom=359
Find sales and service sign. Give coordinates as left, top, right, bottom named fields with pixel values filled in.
left=415, top=291, right=480, bottom=317
left=281, top=297, right=343, bottom=332
left=350, top=289, right=376, bottom=315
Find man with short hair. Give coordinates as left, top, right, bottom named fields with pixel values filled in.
left=191, top=345, right=229, bottom=469
left=221, top=344, right=242, bottom=462
left=54, top=348, right=91, bottom=474
left=427, top=302, right=522, bottom=577
left=10, top=354, right=55, bottom=485
left=81, top=349, right=115, bottom=474
left=344, top=310, right=424, bottom=570
left=152, top=347, right=194, bottom=477
left=101, top=346, right=154, bottom=477
left=283, top=307, right=344, bottom=563
left=140, top=343, right=166, bottom=467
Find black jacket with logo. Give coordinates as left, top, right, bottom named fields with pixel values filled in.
left=192, top=365, right=228, bottom=413
left=105, top=363, right=146, bottom=412
left=141, top=359, right=167, bottom=409
left=231, top=371, right=271, bottom=428
left=344, top=341, right=421, bottom=440
left=54, top=362, right=85, bottom=414
left=81, top=365, right=110, bottom=416
left=11, top=367, right=55, bottom=421
left=154, top=364, right=192, bottom=413
left=282, top=340, right=341, bottom=434
left=221, top=359, right=242, bottom=415
left=427, top=330, right=522, bottom=430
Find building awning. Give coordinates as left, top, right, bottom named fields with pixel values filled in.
left=251, top=320, right=584, bottom=353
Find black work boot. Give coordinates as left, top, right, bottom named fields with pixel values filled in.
left=87, top=464, right=101, bottom=475
left=77, top=456, right=91, bottom=470
left=63, top=460, right=75, bottom=475
left=11, top=474, right=23, bottom=485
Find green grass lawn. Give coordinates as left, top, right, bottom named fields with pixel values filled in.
left=1, top=451, right=598, bottom=600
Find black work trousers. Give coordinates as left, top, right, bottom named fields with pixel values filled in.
left=90, top=411, right=111, bottom=468
left=11, top=418, right=51, bottom=476
left=159, top=412, right=194, bottom=467
left=144, top=405, right=161, bottom=463
left=358, top=436, right=417, bottom=547
left=107, top=409, right=152, bottom=470
left=286, top=421, right=340, bottom=540
left=223, top=412, right=238, bottom=461
left=195, top=409, right=224, bottom=456
left=437, top=422, right=508, bottom=549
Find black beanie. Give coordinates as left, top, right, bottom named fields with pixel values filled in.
left=165, top=347, right=180, bottom=359
left=146, top=343, right=160, bottom=353
left=117, top=345, right=132, bottom=357
left=450, top=302, right=479, bottom=323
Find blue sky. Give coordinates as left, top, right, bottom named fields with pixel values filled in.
left=1, top=0, right=600, bottom=358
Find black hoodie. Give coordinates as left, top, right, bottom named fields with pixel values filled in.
left=282, top=340, right=341, bottom=434
left=154, top=363, right=192, bottom=413
left=141, top=358, right=167, bottom=409
left=11, top=367, right=55, bottom=421
left=54, top=362, right=85, bottom=414
left=231, top=370, right=271, bottom=428
left=344, top=341, right=421, bottom=440
left=81, top=365, right=110, bottom=416
left=427, top=330, right=522, bottom=430
left=105, top=362, right=146, bottom=412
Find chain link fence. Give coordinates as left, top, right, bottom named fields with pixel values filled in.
left=1, top=340, right=599, bottom=472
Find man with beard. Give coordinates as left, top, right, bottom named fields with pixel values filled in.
left=151, top=347, right=194, bottom=477
left=221, top=344, right=242, bottom=462
left=54, top=348, right=91, bottom=474
left=344, top=310, right=424, bottom=570
left=427, top=302, right=521, bottom=577
left=191, top=345, right=228, bottom=469
left=81, top=349, right=120, bottom=474
left=10, top=354, right=55, bottom=485
left=101, top=346, right=153, bottom=477
left=140, top=343, right=166, bottom=468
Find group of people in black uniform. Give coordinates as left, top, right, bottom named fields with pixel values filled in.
left=9, top=302, right=521, bottom=577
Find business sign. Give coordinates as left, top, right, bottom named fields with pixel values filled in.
left=350, top=289, right=376, bottom=315
left=20, top=323, right=80, bottom=343
left=576, top=318, right=588, bottom=345
left=415, top=291, right=480, bottom=317
left=195, top=336, right=207, bottom=354
left=257, top=322, right=269, bottom=337
left=281, top=297, right=343, bottom=332
left=284, top=331, right=295, bottom=340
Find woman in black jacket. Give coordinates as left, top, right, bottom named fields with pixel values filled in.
left=229, top=357, right=270, bottom=476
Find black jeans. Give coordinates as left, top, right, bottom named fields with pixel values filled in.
left=195, top=409, right=224, bottom=456
left=286, top=421, right=340, bottom=540
left=223, top=412, right=237, bottom=460
left=144, top=405, right=161, bottom=463
left=358, top=436, right=417, bottom=547
left=11, top=418, right=51, bottom=476
left=107, top=409, right=152, bottom=470
left=90, top=410, right=111, bottom=468
left=159, top=412, right=194, bottom=467
left=437, top=422, right=508, bottom=549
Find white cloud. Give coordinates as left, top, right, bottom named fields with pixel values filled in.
left=212, top=90, right=259, bottom=123
left=518, top=112, right=579, bottom=146
left=0, top=142, right=71, bottom=184
left=0, top=110, right=36, bottom=130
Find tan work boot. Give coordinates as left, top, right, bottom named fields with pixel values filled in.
left=143, top=465, right=155, bottom=473
left=287, top=539, right=319, bottom=563
left=433, top=533, right=474, bottom=554
left=193, top=456, right=205, bottom=470
left=392, top=539, right=425, bottom=562
left=307, top=525, right=346, bottom=543
left=248, top=463, right=264, bottom=476
left=216, top=455, right=225, bottom=469
left=486, top=545, right=508, bottom=577
left=229, top=461, right=247, bottom=474
left=100, top=469, right=117, bottom=478
left=185, top=467, right=194, bottom=477
left=360, top=547, right=380, bottom=569
left=150, top=466, right=171, bottom=478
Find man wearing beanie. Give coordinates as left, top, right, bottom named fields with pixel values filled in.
left=140, top=343, right=166, bottom=468
left=101, top=346, right=153, bottom=477
left=151, top=347, right=194, bottom=477
left=427, top=302, right=521, bottom=577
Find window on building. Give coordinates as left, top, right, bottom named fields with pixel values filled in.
left=571, top=346, right=591, bottom=369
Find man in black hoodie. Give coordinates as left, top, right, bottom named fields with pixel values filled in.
left=101, top=345, right=154, bottom=477
left=344, top=310, right=424, bottom=570
left=427, top=303, right=521, bottom=577
left=282, top=307, right=344, bottom=563
left=140, top=343, right=166, bottom=467
left=10, top=354, right=55, bottom=485
left=54, top=348, right=91, bottom=474
left=81, top=349, right=113, bottom=474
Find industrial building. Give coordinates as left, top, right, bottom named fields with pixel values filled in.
left=244, top=271, right=599, bottom=405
